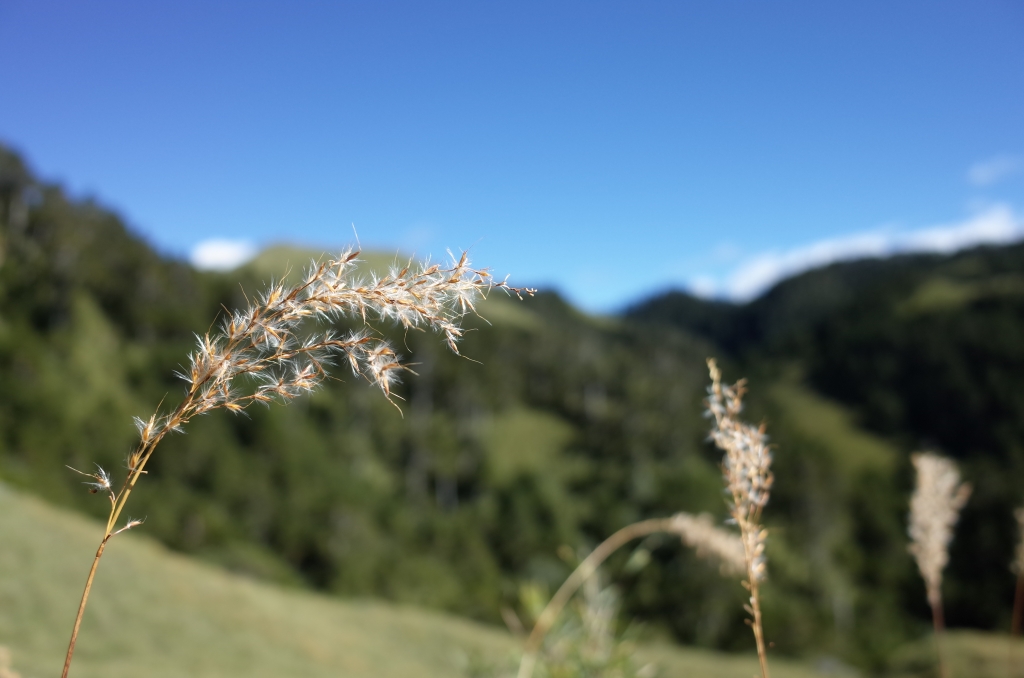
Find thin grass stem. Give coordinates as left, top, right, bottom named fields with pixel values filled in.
left=931, top=594, right=947, bottom=678
left=516, top=518, right=672, bottom=678
left=515, top=510, right=746, bottom=678
left=61, top=538, right=109, bottom=678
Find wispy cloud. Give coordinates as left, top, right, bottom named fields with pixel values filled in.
left=968, top=155, right=1022, bottom=186
left=701, top=204, right=1022, bottom=301
left=190, top=239, right=257, bottom=271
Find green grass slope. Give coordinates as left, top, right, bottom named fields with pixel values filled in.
left=0, top=483, right=829, bottom=678
left=242, top=243, right=409, bottom=283
left=0, top=483, right=513, bottom=678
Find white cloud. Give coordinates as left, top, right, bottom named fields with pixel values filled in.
left=968, top=155, right=1022, bottom=186
left=190, top=239, right=257, bottom=271
left=719, top=204, right=1022, bottom=301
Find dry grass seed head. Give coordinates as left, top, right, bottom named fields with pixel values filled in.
left=705, top=358, right=773, bottom=583
left=907, top=452, right=971, bottom=606
left=137, top=249, right=533, bottom=461
left=668, top=512, right=746, bottom=576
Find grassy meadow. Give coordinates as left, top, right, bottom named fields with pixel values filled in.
left=0, top=482, right=827, bottom=678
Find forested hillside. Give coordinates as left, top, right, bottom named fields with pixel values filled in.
left=628, top=243, right=1024, bottom=636
left=2, top=143, right=1020, bottom=671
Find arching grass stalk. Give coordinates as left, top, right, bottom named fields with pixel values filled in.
left=60, top=248, right=532, bottom=678
left=705, top=358, right=774, bottom=678
left=516, top=512, right=745, bottom=678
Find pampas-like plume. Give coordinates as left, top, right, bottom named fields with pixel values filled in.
left=908, top=452, right=971, bottom=611
left=908, top=452, right=971, bottom=678
left=61, top=249, right=532, bottom=678
left=705, top=358, right=773, bottom=678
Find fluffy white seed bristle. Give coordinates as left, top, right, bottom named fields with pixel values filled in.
left=908, top=452, right=971, bottom=607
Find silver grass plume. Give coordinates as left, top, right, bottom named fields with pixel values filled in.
left=132, top=248, right=530, bottom=461
left=908, top=452, right=971, bottom=609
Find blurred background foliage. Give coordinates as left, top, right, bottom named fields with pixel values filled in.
left=2, top=144, right=1023, bottom=671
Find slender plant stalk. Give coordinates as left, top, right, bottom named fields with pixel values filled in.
left=60, top=249, right=530, bottom=677
left=706, top=359, right=773, bottom=678
left=733, top=496, right=771, bottom=678
left=735, top=495, right=770, bottom=678
left=929, top=593, right=948, bottom=678
left=61, top=539, right=108, bottom=678
left=62, top=398, right=195, bottom=677
left=748, top=576, right=770, bottom=678
left=516, top=518, right=673, bottom=678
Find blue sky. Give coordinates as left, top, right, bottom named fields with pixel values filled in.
left=1, top=1, right=1022, bottom=310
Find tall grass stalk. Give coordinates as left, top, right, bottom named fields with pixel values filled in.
left=705, top=358, right=774, bottom=678
left=515, top=513, right=744, bottom=678
left=518, top=361, right=775, bottom=678
left=60, top=248, right=530, bottom=678
left=907, top=452, right=971, bottom=678
left=1010, top=507, right=1024, bottom=677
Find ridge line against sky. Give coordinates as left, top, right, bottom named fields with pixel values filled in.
left=2, top=2, right=1022, bottom=311
left=704, top=203, right=1023, bottom=301
left=190, top=200, right=1024, bottom=304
